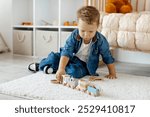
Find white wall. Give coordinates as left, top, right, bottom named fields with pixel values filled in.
left=0, top=0, right=12, bottom=51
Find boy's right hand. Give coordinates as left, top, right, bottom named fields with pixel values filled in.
left=56, top=69, right=66, bottom=83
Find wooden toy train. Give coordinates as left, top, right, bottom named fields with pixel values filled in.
left=51, top=74, right=102, bottom=97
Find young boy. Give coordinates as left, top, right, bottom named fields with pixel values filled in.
left=28, top=6, right=117, bottom=81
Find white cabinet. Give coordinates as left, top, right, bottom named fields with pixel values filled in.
left=13, top=29, right=33, bottom=55
left=12, top=0, right=83, bottom=57
left=35, top=30, right=58, bottom=57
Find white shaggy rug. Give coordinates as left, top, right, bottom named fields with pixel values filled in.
left=0, top=71, right=150, bottom=100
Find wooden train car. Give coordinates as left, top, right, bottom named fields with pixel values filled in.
left=66, top=77, right=78, bottom=89
left=62, top=75, right=70, bottom=86
left=87, top=85, right=101, bottom=96
left=76, top=79, right=89, bottom=92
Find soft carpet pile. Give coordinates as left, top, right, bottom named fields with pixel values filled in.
left=0, top=71, right=150, bottom=100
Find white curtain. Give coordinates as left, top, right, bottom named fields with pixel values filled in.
left=124, top=0, right=150, bottom=12
left=145, top=0, right=150, bottom=11
left=83, top=0, right=106, bottom=11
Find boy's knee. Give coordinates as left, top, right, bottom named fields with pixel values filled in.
left=66, top=66, right=87, bottom=78
left=39, top=52, right=60, bottom=71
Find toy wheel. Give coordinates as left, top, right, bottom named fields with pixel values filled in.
left=86, top=90, right=90, bottom=95
left=83, top=90, right=86, bottom=93
left=66, top=84, right=69, bottom=87
left=76, top=86, right=80, bottom=91
left=63, top=83, right=66, bottom=86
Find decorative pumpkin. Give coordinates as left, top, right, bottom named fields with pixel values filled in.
left=105, top=0, right=132, bottom=13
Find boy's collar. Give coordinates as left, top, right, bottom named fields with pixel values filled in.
left=76, top=34, right=97, bottom=42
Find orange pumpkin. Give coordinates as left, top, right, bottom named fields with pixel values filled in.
left=105, top=3, right=117, bottom=13
left=64, top=21, right=70, bottom=26
left=120, top=5, right=132, bottom=13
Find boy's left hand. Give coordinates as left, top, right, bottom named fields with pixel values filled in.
left=106, top=64, right=117, bottom=79
left=105, top=74, right=117, bottom=79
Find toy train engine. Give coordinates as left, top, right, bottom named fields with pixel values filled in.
left=66, top=77, right=78, bottom=89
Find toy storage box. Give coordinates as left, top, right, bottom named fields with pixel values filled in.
left=13, top=29, right=33, bottom=55
left=35, top=30, right=58, bottom=57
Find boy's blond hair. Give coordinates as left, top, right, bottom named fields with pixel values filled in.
left=77, top=6, right=100, bottom=26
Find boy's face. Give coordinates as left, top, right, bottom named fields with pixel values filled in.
left=78, top=19, right=98, bottom=43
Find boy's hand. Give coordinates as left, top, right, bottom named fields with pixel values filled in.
left=105, top=74, right=117, bottom=79
left=106, top=64, right=117, bottom=79
left=56, top=69, right=66, bottom=83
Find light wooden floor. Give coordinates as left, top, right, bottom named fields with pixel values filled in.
left=0, top=52, right=150, bottom=99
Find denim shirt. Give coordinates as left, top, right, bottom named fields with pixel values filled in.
left=61, top=29, right=114, bottom=75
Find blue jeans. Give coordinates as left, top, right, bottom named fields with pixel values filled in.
left=39, top=52, right=89, bottom=78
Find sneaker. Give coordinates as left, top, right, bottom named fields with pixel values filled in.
left=28, top=63, right=39, bottom=73
left=43, top=66, right=53, bottom=74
